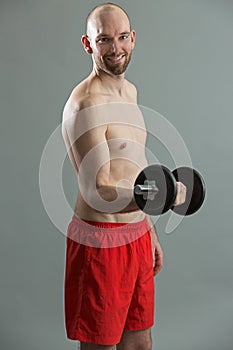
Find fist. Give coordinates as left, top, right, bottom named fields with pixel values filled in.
left=173, top=182, right=187, bottom=206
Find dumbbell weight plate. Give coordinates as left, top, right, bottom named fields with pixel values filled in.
left=134, top=165, right=177, bottom=215
left=172, top=167, right=206, bottom=215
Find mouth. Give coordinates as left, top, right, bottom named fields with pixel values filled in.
left=106, top=54, right=126, bottom=63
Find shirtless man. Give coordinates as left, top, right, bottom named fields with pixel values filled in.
left=62, top=3, right=186, bottom=350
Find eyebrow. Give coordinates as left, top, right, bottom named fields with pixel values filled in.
left=96, top=32, right=131, bottom=39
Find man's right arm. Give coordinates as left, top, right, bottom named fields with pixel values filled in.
left=62, top=98, right=139, bottom=214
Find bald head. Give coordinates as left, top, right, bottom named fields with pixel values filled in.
left=86, top=3, right=131, bottom=37
left=82, top=3, right=135, bottom=76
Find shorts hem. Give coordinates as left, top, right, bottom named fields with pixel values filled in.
left=66, top=321, right=155, bottom=344
left=66, top=332, right=121, bottom=346
left=124, top=321, right=154, bottom=332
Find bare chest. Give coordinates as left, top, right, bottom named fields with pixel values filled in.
left=105, top=107, right=147, bottom=157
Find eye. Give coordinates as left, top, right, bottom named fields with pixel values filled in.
left=97, top=37, right=109, bottom=43
left=120, top=34, right=130, bottom=40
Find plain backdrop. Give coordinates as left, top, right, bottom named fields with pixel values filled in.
left=1, top=1, right=233, bottom=349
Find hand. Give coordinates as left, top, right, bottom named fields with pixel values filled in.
left=173, top=181, right=187, bottom=206
left=152, top=238, right=163, bottom=276
left=147, top=217, right=163, bottom=276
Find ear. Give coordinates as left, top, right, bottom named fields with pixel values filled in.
left=130, top=30, right=136, bottom=50
left=81, top=35, right=93, bottom=54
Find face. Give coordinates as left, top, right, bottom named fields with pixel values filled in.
left=83, top=9, right=136, bottom=76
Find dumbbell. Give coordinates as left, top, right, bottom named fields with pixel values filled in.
left=134, top=164, right=206, bottom=216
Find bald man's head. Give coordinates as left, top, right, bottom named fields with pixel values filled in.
left=86, top=3, right=131, bottom=37
left=82, top=3, right=135, bottom=76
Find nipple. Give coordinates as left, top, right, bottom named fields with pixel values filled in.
left=120, top=142, right=127, bottom=150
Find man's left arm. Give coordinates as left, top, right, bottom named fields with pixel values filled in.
left=146, top=215, right=163, bottom=276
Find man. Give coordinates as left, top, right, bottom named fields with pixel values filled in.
left=62, top=3, right=186, bottom=350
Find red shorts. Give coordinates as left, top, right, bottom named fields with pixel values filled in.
left=64, top=215, right=154, bottom=345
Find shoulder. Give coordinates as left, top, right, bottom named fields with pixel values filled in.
left=65, top=78, right=109, bottom=113
left=63, top=83, right=95, bottom=122
left=127, top=80, right=137, bottom=92
left=68, top=81, right=91, bottom=110
left=125, top=80, right=138, bottom=100
left=62, top=81, right=109, bottom=136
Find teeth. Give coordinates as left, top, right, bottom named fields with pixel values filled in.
left=108, top=55, right=124, bottom=61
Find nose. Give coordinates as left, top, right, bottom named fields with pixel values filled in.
left=110, top=38, right=121, bottom=54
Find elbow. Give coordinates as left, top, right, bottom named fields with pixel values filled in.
left=95, top=179, right=118, bottom=202
left=96, top=175, right=110, bottom=190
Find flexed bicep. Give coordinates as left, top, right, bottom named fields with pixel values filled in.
left=74, top=127, right=111, bottom=191
left=62, top=104, right=111, bottom=193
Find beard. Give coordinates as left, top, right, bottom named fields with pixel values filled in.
left=95, top=51, right=132, bottom=76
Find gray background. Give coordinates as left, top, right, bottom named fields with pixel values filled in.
left=1, top=0, right=233, bottom=349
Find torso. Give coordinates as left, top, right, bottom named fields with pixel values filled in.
left=63, top=76, right=148, bottom=223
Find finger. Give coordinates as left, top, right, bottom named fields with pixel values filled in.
left=174, top=182, right=187, bottom=205
left=154, top=264, right=162, bottom=276
left=153, top=258, right=163, bottom=276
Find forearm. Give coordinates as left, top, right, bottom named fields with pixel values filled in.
left=146, top=215, right=159, bottom=241
left=96, top=184, right=139, bottom=213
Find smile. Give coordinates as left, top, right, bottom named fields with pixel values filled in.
left=107, top=54, right=126, bottom=63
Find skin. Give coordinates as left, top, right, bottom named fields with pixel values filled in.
left=62, top=4, right=186, bottom=350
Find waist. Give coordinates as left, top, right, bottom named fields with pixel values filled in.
left=67, top=213, right=150, bottom=248
left=74, top=195, right=145, bottom=223
left=72, top=212, right=147, bottom=230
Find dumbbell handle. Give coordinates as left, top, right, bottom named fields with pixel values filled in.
left=134, top=184, right=159, bottom=195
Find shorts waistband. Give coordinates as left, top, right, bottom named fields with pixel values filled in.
left=67, top=214, right=151, bottom=247
left=71, top=214, right=148, bottom=233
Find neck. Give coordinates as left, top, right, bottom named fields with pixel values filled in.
left=91, top=66, right=125, bottom=94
